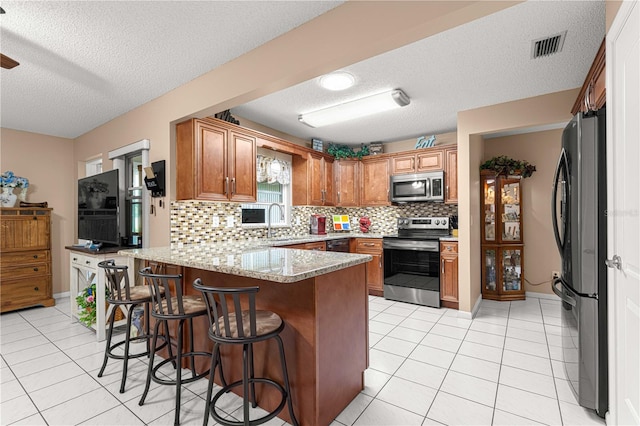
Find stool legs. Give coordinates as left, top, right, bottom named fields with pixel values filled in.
left=97, top=305, right=118, bottom=379
left=174, top=319, right=185, bottom=426
left=98, top=303, right=138, bottom=394
left=275, top=335, right=299, bottom=426
left=203, top=343, right=227, bottom=426
left=120, top=304, right=136, bottom=394
left=139, top=318, right=161, bottom=407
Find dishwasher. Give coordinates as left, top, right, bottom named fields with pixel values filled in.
left=325, top=238, right=350, bottom=252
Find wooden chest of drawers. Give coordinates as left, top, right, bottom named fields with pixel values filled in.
left=0, top=207, right=55, bottom=312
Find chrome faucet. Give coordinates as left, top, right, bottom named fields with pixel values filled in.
left=267, top=203, right=284, bottom=238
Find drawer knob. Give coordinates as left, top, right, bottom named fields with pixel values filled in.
left=447, top=247, right=453, bottom=251
left=85, top=261, right=90, bottom=265
left=33, top=267, right=39, bottom=272
left=73, top=257, right=78, bottom=261
left=34, top=287, right=39, bottom=291
left=33, top=255, right=38, bottom=259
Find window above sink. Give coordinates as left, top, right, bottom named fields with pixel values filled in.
left=241, top=149, right=292, bottom=229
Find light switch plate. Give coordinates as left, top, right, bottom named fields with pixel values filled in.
left=212, top=215, right=220, bottom=227
left=226, top=215, right=234, bottom=228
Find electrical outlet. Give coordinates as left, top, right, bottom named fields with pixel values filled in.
left=552, top=271, right=560, bottom=280
left=226, top=215, right=234, bottom=228
left=212, top=215, right=219, bottom=227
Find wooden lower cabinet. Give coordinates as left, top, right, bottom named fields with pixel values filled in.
left=440, top=241, right=459, bottom=309
left=353, top=238, right=383, bottom=296
left=1, top=208, right=54, bottom=313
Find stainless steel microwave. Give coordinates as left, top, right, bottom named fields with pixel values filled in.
left=389, top=171, right=444, bottom=203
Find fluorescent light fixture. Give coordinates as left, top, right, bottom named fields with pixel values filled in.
left=298, top=89, right=410, bottom=128
left=319, top=71, right=355, bottom=91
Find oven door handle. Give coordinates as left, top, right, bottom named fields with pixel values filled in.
left=383, top=241, right=439, bottom=251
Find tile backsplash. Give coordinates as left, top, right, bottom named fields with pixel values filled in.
left=170, top=201, right=458, bottom=245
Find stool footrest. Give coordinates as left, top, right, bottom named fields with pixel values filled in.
left=149, top=352, right=211, bottom=386
left=210, top=378, right=287, bottom=426
left=105, top=334, right=168, bottom=361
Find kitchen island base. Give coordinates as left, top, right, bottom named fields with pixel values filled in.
left=181, top=263, right=368, bottom=426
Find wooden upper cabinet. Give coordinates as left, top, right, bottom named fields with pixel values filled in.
left=228, top=131, right=257, bottom=202
left=176, top=118, right=256, bottom=202
left=309, top=155, right=324, bottom=205
left=293, top=153, right=334, bottom=206
left=445, top=147, right=458, bottom=204
left=391, top=149, right=444, bottom=175
left=572, top=38, right=605, bottom=114
left=195, top=121, right=227, bottom=201
left=334, top=160, right=359, bottom=206
left=360, top=156, right=390, bottom=206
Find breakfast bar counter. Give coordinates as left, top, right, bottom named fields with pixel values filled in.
left=119, top=243, right=371, bottom=426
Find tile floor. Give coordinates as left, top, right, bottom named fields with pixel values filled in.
left=1, top=295, right=607, bottom=425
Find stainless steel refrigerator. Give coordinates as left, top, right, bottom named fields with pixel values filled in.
left=551, top=108, right=607, bottom=417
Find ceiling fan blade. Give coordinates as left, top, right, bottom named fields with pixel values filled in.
left=1, top=53, right=20, bottom=69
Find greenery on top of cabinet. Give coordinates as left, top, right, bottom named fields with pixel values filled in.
left=327, top=143, right=370, bottom=159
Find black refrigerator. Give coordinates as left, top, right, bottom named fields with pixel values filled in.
left=551, top=108, right=607, bottom=417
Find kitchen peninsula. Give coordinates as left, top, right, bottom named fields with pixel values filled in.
left=119, top=242, right=371, bottom=426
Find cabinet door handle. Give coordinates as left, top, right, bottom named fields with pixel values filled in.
left=337, top=192, right=340, bottom=203
left=33, top=267, right=39, bottom=272
left=379, top=258, right=382, bottom=269
left=33, top=217, right=38, bottom=220
left=447, top=246, right=453, bottom=251
left=446, top=186, right=449, bottom=199
left=363, top=243, right=375, bottom=247
left=225, top=177, right=229, bottom=195
left=231, top=178, right=236, bottom=195
left=85, top=260, right=91, bottom=265
left=442, top=259, right=445, bottom=274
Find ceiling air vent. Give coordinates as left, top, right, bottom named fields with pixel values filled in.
left=531, top=31, right=567, bottom=59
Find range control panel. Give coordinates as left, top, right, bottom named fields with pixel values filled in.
left=397, top=217, right=449, bottom=230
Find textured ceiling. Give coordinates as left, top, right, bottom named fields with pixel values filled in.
left=232, top=0, right=605, bottom=145
left=0, top=1, right=343, bottom=138
left=0, top=1, right=604, bottom=144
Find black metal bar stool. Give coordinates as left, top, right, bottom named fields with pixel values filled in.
left=97, top=260, right=164, bottom=394
left=193, top=279, right=299, bottom=426
left=138, top=268, right=220, bottom=426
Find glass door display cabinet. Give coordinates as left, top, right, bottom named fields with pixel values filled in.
left=481, top=171, right=525, bottom=301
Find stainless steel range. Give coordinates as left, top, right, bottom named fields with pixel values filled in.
left=383, top=217, right=450, bottom=307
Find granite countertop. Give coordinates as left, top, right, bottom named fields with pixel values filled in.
left=439, top=236, right=459, bottom=242
left=267, top=232, right=386, bottom=246
left=118, top=240, right=372, bottom=283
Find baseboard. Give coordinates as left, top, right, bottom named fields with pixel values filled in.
left=526, top=291, right=560, bottom=301
left=457, top=294, right=482, bottom=320
left=54, top=291, right=70, bottom=300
